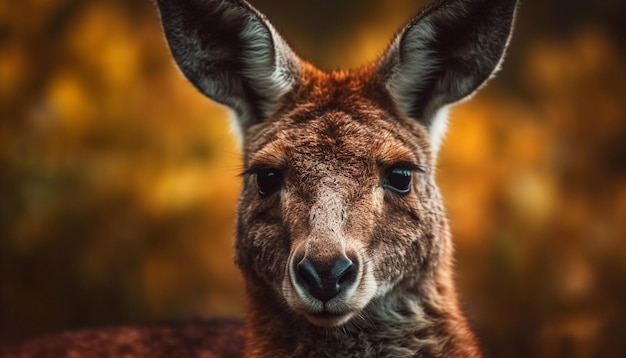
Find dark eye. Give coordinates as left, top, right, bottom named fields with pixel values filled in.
left=256, top=169, right=282, bottom=197
left=384, top=167, right=412, bottom=194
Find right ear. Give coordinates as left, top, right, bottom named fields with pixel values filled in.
left=155, top=0, right=301, bottom=135
left=376, top=0, right=517, bottom=152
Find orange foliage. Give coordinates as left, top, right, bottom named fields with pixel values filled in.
left=1, top=1, right=625, bottom=357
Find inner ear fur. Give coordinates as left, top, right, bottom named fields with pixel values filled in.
left=377, top=0, right=517, bottom=139
left=155, top=0, right=301, bottom=133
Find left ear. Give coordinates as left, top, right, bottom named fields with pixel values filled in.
left=377, top=0, right=518, bottom=151
left=154, top=0, right=301, bottom=136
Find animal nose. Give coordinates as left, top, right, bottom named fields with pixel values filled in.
left=295, top=256, right=356, bottom=302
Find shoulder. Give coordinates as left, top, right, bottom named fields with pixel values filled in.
left=0, top=319, right=244, bottom=358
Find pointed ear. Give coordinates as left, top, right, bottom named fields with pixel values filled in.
left=155, top=0, right=300, bottom=135
left=377, top=0, right=518, bottom=151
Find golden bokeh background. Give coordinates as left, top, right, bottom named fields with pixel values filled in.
left=1, top=0, right=625, bottom=357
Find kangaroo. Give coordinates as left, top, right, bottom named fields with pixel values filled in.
left=1, top=0, right=517, bottom=356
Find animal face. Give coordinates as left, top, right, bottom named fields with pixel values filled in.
left=155, top=0, right=517, bottom=328
left=233, top=69, right=447, bottom=327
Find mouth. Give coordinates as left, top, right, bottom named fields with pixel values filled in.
left=304, top=309, right=355, bottom=327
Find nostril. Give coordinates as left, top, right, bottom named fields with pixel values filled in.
left=296, top=258, right=322, bottom=289
left=333, top=257, right=355, bottom=286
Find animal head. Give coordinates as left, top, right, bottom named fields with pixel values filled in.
left=156, top=0, right=517, bottom=328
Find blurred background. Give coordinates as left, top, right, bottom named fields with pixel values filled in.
left=1, top=0, right=625, bottom=357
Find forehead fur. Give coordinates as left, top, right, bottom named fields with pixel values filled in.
left=245, top=64, right=433, bottom=170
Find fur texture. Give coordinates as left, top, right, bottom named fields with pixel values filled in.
left=0, top=320, right=244, bottom=358
left=377, top=0, right=518, bottom=152
left=236, top=65, right=482, bottom=357
left=156, top=0, right=301, bottom=133
left=1, top=0, right=517, bottom=356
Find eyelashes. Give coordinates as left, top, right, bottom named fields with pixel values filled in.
left=243, top=161, right=426, bottom=198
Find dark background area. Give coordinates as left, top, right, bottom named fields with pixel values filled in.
left=1, top=0, right=625, bottom=357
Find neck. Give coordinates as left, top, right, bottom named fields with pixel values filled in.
left=242, top=271, right=481, bottom=358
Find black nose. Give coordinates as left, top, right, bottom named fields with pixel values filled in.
left=296, top=256, right=356, bottom=302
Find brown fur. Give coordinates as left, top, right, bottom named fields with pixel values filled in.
left=0, top=320, right=244, bottom=358
left=1, top=0, right=517, bottom=356
left=236, top=64, right=481, bottom=357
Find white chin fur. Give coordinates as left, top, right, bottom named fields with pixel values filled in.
left=305, top=312, right=355, bottom=327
